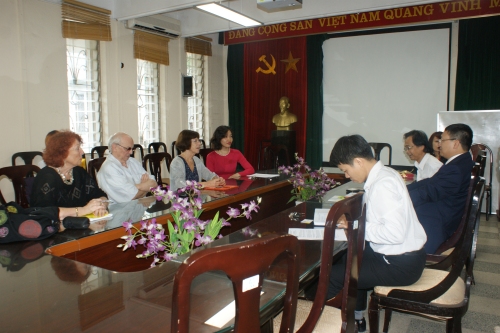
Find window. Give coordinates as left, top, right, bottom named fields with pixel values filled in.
left=137, top=59, right=160, bottom=147
left=66, top=38, right=101, bottom=153
left=186, top=52, right=207, bottom=139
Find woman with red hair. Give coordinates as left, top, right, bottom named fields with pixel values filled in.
left=31, top=130, right=108, bottom=227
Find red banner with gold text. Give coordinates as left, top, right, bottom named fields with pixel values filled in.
left=224, top=0, right=500, bottom=45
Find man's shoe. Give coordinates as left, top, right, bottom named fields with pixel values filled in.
left=355, top=318, right=366, bottom=332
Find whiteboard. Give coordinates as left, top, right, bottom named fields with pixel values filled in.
left=438, top=110, right=499, bottom=214
left=322, top=27, right=450, bottom=166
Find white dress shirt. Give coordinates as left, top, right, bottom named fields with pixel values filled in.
left=97, top=154, right=155, bottom=203
left=415, top=153, right=443, bottom=181
left=364, top=161, right=427, bottom=255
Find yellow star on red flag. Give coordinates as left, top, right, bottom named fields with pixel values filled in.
left=281, top=51, right=300, bottom=73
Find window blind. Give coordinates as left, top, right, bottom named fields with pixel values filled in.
left=134, top=31, right=170, bottom=66
left=185, top=36, right=212, bottom=57
left=61, top=0, right=112, bottom=41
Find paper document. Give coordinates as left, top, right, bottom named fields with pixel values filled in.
left=84, top=213, right=113, bottom=223
left=288, top=228, right=347, bottom=241
left=248, top=173, right=280, bottom=178
left=313, top=209, right=330, bottom=226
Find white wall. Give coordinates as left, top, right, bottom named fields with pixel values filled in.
left=0, top=0, right=227, bottom=201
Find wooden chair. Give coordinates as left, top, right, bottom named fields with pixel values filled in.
left=143, top=152, right=172, bottom=186
left=11, top=151, right=43, bottom=166
left=171, top=141, right=179, bottom=157
left=148, top=142, right=167, bottom=153
left=171, top=234, right=300, bottom=333
left=368, top=142, right=392, bottom=165
left=368, top=178, right=485, bottom=333
left=131, top=144, right=144, bottom=160
left=257, top=139, right=272, bottom=171
left=259, top=144, right=290, bottom=170
left=90, top=146, right=109, bottom=159
left=195, top=148, right=213, bottom=166
left=274, top=193, right=366, bottom=333
left=0, top=165, right=41, bottom=208
left=471, top=143, right=493, bottom=220
left=87, top=157, right=106, bottom=185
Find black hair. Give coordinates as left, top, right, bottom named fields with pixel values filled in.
left=403, top=130, right=433, bottom=154
left=444, top=123, right=473, bottom=151
left=175, top=130, right=199, bottom=152
left=210, top=125, right=232, bottom=150
left=329, top=135, right=374, bottom=166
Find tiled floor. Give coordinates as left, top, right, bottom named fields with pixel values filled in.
left=367, top=214, right=500, bottom=333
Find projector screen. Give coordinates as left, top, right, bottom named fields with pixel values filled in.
left=322, top=26, right=450, bottom=166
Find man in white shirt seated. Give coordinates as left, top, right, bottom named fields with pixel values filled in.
left=97, top=132, right=157, bottom=203
left=307, top=134, right=427, bottom=332
left=403, top=130, right=442, bottom=181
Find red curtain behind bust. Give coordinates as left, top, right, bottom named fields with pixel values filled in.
left=243, top=36, right=308, bottom=168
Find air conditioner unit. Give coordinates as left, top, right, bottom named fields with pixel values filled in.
left=126, top=14, right=181, bottom=39
left=257, top=0, right=302, bottom=13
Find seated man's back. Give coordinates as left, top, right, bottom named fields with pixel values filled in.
left=407, top=123, right=474, bottom=253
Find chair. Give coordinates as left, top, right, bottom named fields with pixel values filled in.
left=11, top=151, right=43, bottom=166
left=273, top=193, right=366, bottom=333
left=368, top=143, right=392, bottom=165
left=171, top=234, right=300, bottom=333
left=368, top=178, right=485, bottom=333
left=143, top=152, right=172, bottom=186
left=259, top=144, right=290, bottom=170
left=87, top=157, right=106, bottom=185
left=196, top=148, right=214, bottom=165
left=148, top=142, right=167, bottom=153
left=131, top=144, right=144, bottom=160
left=171, top=141, right=179, bottom=157
left=0, top=165, right=41, bottom=208
left=90, top=146, right=109, bottom=159
left=257, top=139, right=272, bottom=171
left=470, top=143, right=493, bottom=220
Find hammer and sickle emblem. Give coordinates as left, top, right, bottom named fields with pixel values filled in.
left=256, top=55, right=276, bottom=75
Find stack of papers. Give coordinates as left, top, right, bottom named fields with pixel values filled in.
left=288, top=228, right=347, bottom=241
left=248, top=173, right=279, bottom=178
left=84, top=213, right=114, bottom=223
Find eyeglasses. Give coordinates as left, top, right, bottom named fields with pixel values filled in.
left=438, top=138, right=456, bottom=143
left=403, top=145, right=414, bottom=152
left=116, top=143, right=133, bottom=151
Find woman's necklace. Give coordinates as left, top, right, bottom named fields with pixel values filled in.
left=216, top=148, right=230, bottom=156
left=51, top=166, right=74, bottom=185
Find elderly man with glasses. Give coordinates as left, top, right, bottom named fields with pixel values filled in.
left=403, top=130, right=442, bottom=181
left=407, top=123, right=474, bottom=254
left=97, top=132, right=157, bottom=203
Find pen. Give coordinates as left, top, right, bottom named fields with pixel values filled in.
left=100, top=200, right=113, bottom=203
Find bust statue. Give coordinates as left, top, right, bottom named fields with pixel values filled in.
left=272, top=96, right=297, bottom=131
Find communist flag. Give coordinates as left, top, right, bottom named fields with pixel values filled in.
left=243, top=36, right=307, bottom=168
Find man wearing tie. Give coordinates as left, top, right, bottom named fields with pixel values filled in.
left=407, top=123, right=474, bottom=254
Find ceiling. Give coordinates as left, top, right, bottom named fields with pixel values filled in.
left=49, top=0, right=447, bottom=37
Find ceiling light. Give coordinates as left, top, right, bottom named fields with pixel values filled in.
left=196, top=3, right=261, bottom=27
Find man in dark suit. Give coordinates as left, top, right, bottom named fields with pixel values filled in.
left=408, top=123, right=474, bottom=253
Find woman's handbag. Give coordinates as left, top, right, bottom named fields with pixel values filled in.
left=0, top=202, right=60, bottom=243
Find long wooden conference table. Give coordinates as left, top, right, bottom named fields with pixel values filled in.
left=0, top=173, right=350, bottom=332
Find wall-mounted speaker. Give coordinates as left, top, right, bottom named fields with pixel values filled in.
left=182, top=76, right=193, bottom=97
